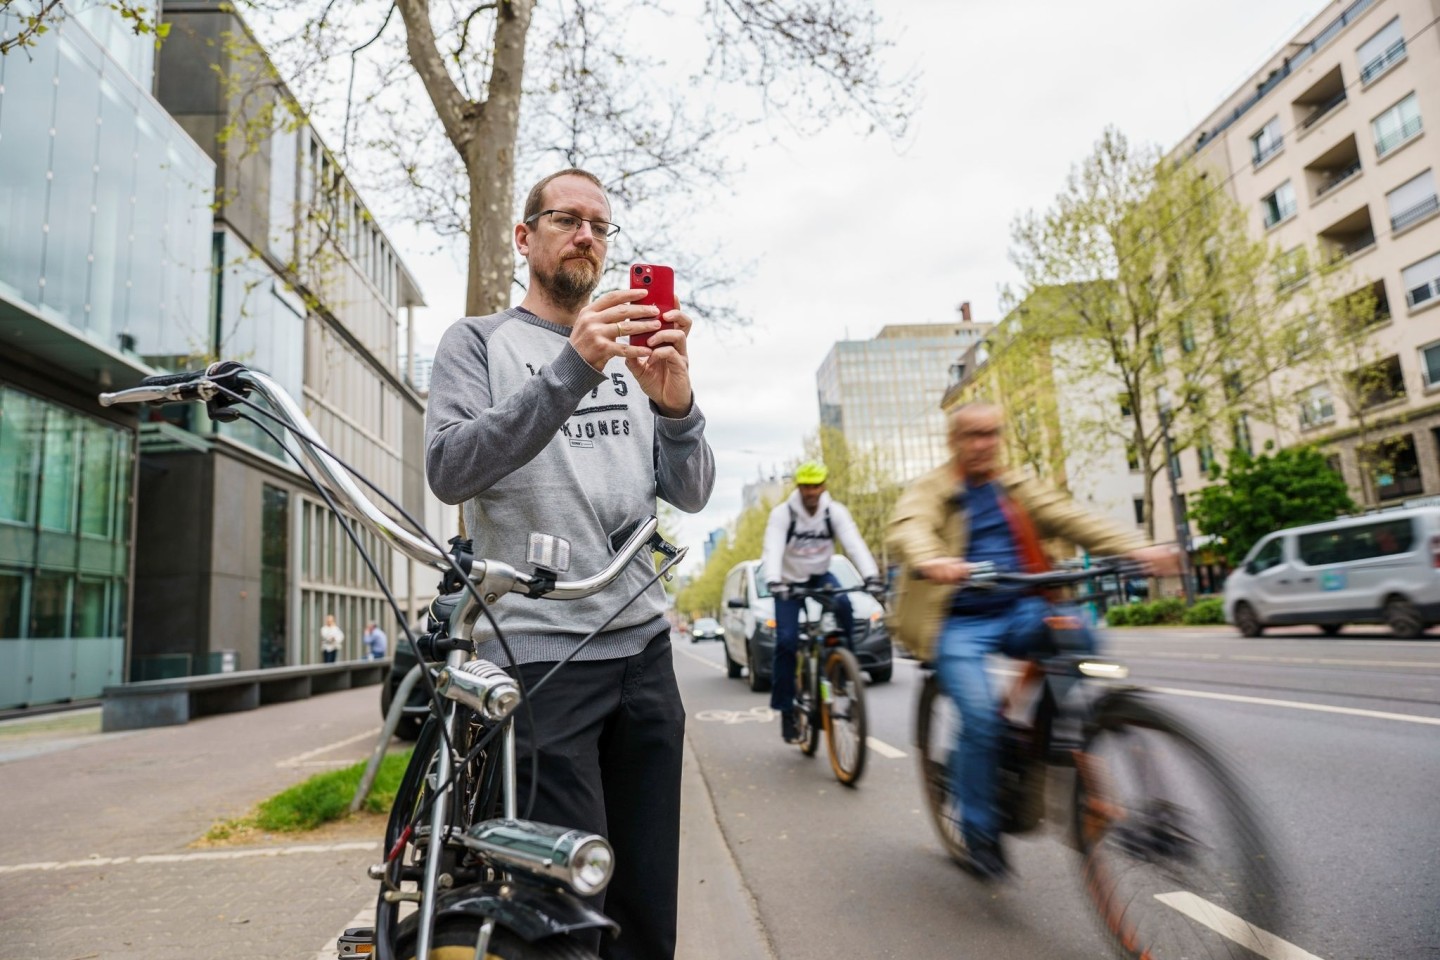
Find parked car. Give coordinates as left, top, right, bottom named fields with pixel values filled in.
left=379, top=636, right=427, bottom=741
left=720, top=555, right=893, bottom=690
left=690, top=617, right=723, bottom=643
left=1223, top=507, right=1440, bottom=638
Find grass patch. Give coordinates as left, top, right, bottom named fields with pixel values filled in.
left=204, top=749, right=413, bottom=839
left=254, top=748, right=413, bottom=832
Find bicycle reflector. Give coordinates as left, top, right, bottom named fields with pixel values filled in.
left=436, top=659, right=521, bottom=721
left=461, top=819, right=615, bottom=896
left=1076, top=660, right=1129, bottom=680
left=527, top=532, right=571, bottom=572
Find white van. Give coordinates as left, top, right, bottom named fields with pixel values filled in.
left=719, top=555, right=892, bottom=691
left=1223, top=507, right=1440, bottom=638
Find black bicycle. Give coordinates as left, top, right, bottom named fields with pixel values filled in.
left=785, top=584, right=880, bottom=786
left=914, top=561, right=1280, bottom=960
left=102, top=362, right=686, bottom=960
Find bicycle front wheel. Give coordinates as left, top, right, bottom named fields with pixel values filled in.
left=915, top=671, right=968, bottom=865
left=1073, top=691, right=1281, bottom=960
left=795, top=651, right=821, bottom=756
left=822, top=647, right=867, bottom=786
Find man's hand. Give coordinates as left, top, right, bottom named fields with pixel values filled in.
left=626, top=302, right=693, bottom=418
left=913, top=558, right=972, bottom=585
left=768, top=581, right=791, bottom=601
left=863, top=576, right=886, bottom=597
left=569, top=288, right=662, bottom=372
left=1129, top=544, right=1183, bottom=577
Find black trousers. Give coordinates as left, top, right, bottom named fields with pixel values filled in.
left=510, top=629, right=685, bottom=959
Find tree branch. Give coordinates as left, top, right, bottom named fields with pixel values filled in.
left=395, top=0, right=474, bottom=150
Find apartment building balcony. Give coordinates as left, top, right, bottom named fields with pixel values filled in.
left=1391, top=193, right=1439, bottom=233
left=1376, top=115, right=1422, bottom=158
left=1293, top=66, right=1347, bottom=133
left=1360, top=38, right=1406, bottom=86
left=1306, top=134, right=1363, bottom=200
left=1319, top=205, right=1377, bottom=262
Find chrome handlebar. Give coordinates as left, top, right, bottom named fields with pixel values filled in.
left=98, top=367, right=676, bottom=600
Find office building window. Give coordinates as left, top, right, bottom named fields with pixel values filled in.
left=1262, top=181, right=1297, bottom=228
left=1132, top=497, right=1145, bottom=526
left=1373, top=93, right=1421, bottom=156
left=1388, top=170, right=1437, bottom=232
left=1358, top=17, right=1406, bottom=84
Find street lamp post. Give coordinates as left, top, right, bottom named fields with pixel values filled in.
left=1157, top=389, right=1197, bottom=605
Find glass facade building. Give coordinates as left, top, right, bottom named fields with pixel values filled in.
left=0, top=2, right=215, bottom=708
left=817, top=323, right=992, bottom=483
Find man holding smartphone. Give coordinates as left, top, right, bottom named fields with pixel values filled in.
left=425, top=168, right=714, bottom=960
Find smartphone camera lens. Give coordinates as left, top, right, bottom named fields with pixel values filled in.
left=643, top=276, right=652, bottom=284
left=634, top=266, right=644, bottom=274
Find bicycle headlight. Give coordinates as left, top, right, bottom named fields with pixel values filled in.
left=461, top=819, right=615, bottom=896
left=1077, top=660, right=1129, bottom=680
left=436, top=659, right=521, bottom=721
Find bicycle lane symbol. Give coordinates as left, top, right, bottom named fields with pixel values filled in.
left=692, top=706, right=777, bottom=724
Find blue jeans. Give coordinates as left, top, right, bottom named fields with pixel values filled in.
left=769, top=572, right=853, bottom=712
left=935, top=596, right=1096, bottom=845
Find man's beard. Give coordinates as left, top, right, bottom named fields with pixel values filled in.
left=535, top=254, right=602, bottom=311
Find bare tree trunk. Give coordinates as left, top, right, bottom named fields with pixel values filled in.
left=397, top=0, right=534, bottom=317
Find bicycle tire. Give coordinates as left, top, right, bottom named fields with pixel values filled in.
left=795, top=650, right=821, bottom=757
left=1073, top=691, right=1281, bottom=960
left=397, top=920, right=600, bottom=959
left=822, top=647, right=867, bottom=786
left=914, top=672, right=969, bottom=865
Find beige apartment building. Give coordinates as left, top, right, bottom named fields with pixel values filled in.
left=1174, top=0, right=1440, bottom=512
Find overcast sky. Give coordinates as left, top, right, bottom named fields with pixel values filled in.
left=388, top=0, right=1330, bottom=571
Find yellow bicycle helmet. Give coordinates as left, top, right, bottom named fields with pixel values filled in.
left=794, top=461, right=828, bottom=485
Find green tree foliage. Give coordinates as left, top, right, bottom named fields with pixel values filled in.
left=675, top=498, right=771, bottom=619
left=1007, top=128, right=1305, bottom=539
left=806, top=427, right=901, bottom=568
left=1189, top=444, right=1355, bottom=566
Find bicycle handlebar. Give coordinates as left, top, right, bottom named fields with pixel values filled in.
left=99, top=363, right=676, bottom=600
left=962, top=558, right=1145, bottom=589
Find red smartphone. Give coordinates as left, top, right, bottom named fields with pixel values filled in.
left=628, top=263, right=675, bottom=349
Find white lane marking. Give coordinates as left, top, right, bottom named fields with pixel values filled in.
left=277, top=728, right=381, bottom=768
left=1155, top=891, right=1327, bottom=960
left=315, top=904, right=376, bottom=960
left=1118, top=650, right=1440, bottom=669
left=674, top=644, right=726, bottom=672
left=0, top=841, right=380, bottom=875
left=867, top=736, right=906, bottom=759
left=1154, top=686, right=1440, bottom=726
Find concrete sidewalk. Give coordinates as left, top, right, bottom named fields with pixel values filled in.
left=0, top=687, right=771, bottom=959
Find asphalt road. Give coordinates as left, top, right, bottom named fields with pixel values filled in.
left=673, top=625, right=1440, bottom=960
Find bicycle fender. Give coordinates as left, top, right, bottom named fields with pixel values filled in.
left=425, top=878, right=620, bottom=942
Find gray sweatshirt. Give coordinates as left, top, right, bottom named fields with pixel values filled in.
left=425, top=307, right=715, bottom=665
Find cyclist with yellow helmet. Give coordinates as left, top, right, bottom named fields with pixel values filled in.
left=761, top=461, right=883, bottom=742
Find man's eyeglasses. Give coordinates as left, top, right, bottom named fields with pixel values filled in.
left=525, top=209, right=621, bottom=240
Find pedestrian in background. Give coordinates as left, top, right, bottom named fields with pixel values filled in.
left=363, top=620, right=388, bottom=660
left=320, top=613, right=343, bottom=663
